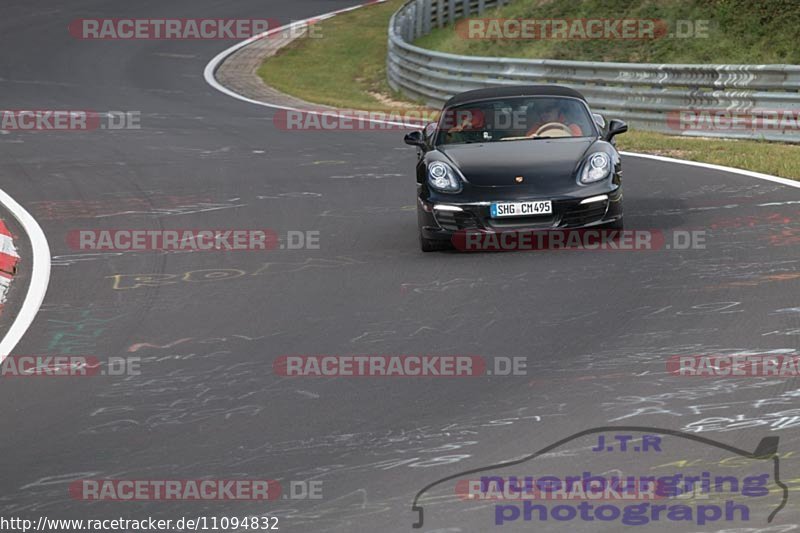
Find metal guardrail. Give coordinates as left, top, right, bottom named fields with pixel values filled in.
left=387, top=0, right=800, bottom=142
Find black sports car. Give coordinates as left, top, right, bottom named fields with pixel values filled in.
left=404, top=85, right=628, bottom=251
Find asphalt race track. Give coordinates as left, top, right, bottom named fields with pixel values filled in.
left=1, top=1, right=799, bottom=532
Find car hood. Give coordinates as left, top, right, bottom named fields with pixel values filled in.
left=440, top=138, right=595, bottom=190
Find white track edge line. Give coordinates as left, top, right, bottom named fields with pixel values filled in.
left=619, top=151, right=800, bottom=189
left=0, top=188, right=51, bottom=360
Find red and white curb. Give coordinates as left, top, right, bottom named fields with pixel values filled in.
left=0, top=219, right=19, bottom=312
left=0, top=187, right=50, bottom=361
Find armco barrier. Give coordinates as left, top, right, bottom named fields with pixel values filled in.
left=387, top=0, right=800, bottom=142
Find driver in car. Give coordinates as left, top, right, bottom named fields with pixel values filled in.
left=525, top=100, right=585, bottom=137
left=444, top=107, right=487, bottom=143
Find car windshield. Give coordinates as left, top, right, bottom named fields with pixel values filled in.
left=435, top=96, right=597, bottom=145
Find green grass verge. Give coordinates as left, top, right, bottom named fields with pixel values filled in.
left=258, top=0, right=800, bottom=180
left=616, top=131, right=800, bottom=180
left=258, top=0, right=408, bottom=111
left=416, top=0, right=800, bottom=63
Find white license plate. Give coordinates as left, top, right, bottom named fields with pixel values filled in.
left=490, top=201, right=552, bottom=218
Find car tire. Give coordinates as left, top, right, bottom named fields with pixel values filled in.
left=419, top=232, right=449, bottom=252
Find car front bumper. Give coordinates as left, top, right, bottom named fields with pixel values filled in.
left=418, top=186, right=623, bottom=242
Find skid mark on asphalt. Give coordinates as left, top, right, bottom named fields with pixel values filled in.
left=30, top=195, right=215, bottom=220
left=230, top=409, right=550, bottom=461
left=712, top=271, right=800, bottom=289
left=329, top=173, right=404, bottom=179
left=126, top=333, right=270, bottom=353
left=51, top=248, right=207, bottom=267
left=257, top=192, right=322, bottom=199
left=301, top=160, right=347, bottom=166
left=127, top=337, right=194, bottom=352
left=678, top=183, right=786, bottom=198
left=773, top=307, right=800, bottom=314
left=106, top=257, right=365, bottom=290
left=400, top=273, right=528, bottom=295
left=94, top=200, right=245, bottom=218
left=78, top=334, right=291, bottom=434
left=319, top=205, right=414, bottom=218
left=45, top=307, right=125, bottom=355
left=81, top=362, right=271, bottom=435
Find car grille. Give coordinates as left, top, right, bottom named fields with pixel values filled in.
left=560, top=201, right=608, bottom=227
left=432, top=200, right=610, bottom=231
left=487, top=215, right=557, bottom=229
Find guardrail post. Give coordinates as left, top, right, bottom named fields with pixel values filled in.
left=407, top=12, right=416, bottom=42
left=448, top=0, right=456, bottom=25
left=414, top=0, right=423, bottom=39
left=422, top=0, right=432, bottom=35
left=478, top=0, right=485, bottom=14
left=462, top=0, right=471, bottom=17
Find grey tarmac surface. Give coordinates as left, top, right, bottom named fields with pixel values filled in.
left=0, top=1, right=799, bottom=532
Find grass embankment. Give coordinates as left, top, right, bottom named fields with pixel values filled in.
left=257, top=0, right=407, bottom=111
left=416, top=0, right=800, bottom=63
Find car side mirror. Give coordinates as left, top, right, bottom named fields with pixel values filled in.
left=606, top=119, right=628, bottom=140
left=404, top=130, right=426, bottom=147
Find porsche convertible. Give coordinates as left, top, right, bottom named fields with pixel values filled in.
left=404, top=85, right=628, bottom=251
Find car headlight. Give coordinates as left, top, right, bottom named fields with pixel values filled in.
left=580, top=152, right=611, bottom=184
left=427, top=161, right=462, bottom=193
